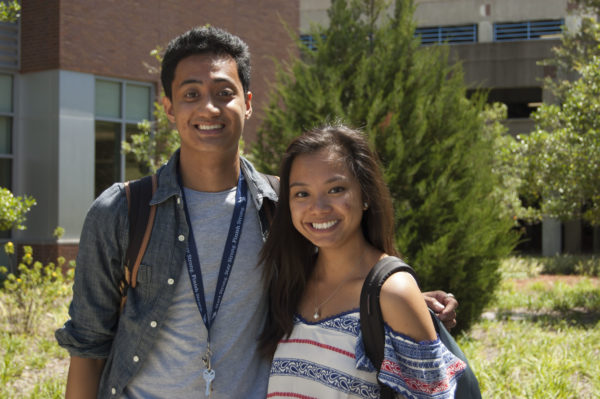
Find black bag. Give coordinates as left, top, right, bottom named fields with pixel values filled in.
left=359, top=256, right=482, bottom=398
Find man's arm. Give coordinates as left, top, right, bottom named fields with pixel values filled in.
left=65, top=357, right=106, bottom=399
left=422, top=290, right=458, bottom=329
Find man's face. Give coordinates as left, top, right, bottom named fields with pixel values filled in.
left=162, top=53, right=252, bottom=158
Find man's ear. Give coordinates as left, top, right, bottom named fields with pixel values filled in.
left=162, top=96, right=176, bottom=123
left=245, top=91, right=253, bottom=119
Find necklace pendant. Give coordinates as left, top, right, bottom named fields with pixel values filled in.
left=313, top=309, right=320, bottom=320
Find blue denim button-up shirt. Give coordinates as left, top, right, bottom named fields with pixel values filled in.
left=55, top=150, right=278, bottom=398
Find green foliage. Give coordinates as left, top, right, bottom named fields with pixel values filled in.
left=0, top=1, right=20, bottom=22
left=122, top=102, right=181, bottom=173
left=481, top=103, right=541, bottom=224
left=514, top=1, right=600, bottom=225
left=251, top=0, right=516, bottom=332
left=0, top=244, right=74, bottom=334
left=0, top=188, right=36, bottom=231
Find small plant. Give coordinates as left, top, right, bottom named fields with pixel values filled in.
left=0, top=187, right=36, bottom=232
left=0, top=244, right=74, bottom=334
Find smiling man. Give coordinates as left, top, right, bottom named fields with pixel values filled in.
left=55, top=26, right=458, bottom=399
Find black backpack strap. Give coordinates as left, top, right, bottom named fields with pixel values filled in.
left=120, top=174, right=157, bottom=310
left=360, top=256, right=416, bottom=399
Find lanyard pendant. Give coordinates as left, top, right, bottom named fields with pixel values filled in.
left=202, top=347, right=215, bottom=397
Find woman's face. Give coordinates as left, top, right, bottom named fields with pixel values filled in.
left=288, top=148, right=365, bottom=251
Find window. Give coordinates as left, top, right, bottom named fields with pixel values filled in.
left=415, top=24, right=478, bottom=45
left=94, top=79, right=153, bottom=197
left=494, top=19, right=564, bottom=42
left=0, top=73, right=13, bottom=239
left=0, top=73, right=13, bottom=189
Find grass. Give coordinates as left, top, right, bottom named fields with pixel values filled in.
left=458, top=256, right=600, bottom=398
left=1, top=255, right=599, bottom=398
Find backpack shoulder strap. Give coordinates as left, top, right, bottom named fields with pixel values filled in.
left=359, top=256, right=416, bottom=399
left=120, top=174, right=158, bottom=309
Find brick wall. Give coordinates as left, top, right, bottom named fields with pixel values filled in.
left=22, top=0, right=299, bottom=143
left=21, top=0, right=60, bottom=72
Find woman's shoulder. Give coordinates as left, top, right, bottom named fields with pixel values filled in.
left=379, top=271, right=437, bottom=342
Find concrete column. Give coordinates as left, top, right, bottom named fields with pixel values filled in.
left=479, top=21, right=493, bottom=43
left=542, top=216, right=562, bottom=256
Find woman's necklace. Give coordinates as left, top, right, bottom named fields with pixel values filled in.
left=312, top=272, right=356, bottom=320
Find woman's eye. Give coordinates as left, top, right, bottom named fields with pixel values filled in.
left=329, top=186, right=345, bottom=194
left=219, top=89, right=234, bottom=96
left=293, top=191, right=308, bottom=198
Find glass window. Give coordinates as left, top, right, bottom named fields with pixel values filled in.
left=126, top=84, right=151, bottom=121
left=95, top=80, right=121, bottom=119
left=0, top=158, right=10, bottom=188
left=0, top=74, right=12, bottom=113
left=94, top=121, right=121, bottom=197
left=0, top=116, right=11, bottom=154
left=94, top=78, right=153, bottom=197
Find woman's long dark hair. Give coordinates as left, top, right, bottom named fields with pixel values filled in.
left=259, top=124, right=398, bottom=357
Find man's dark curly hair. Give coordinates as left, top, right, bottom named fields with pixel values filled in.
left=161, top=26, right=251, bottom=99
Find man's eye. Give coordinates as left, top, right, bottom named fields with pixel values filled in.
left=184, top=91, right=199, bottom=99
left=218, top=89, right=234, bottom=97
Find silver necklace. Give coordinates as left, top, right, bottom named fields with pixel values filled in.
left=312, top=273, right=355, bottom=320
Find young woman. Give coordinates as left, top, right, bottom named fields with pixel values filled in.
left=260, top=125, right=466, bottom=398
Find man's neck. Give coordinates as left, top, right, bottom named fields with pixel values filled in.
left=179, top=148, right=241, bottom=192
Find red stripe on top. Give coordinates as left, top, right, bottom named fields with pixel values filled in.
left=279, top=339, right=355, bottom=359
left=267, top=393, right=317, bottom=399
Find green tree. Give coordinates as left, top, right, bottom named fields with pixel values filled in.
left=0, top=0, right=20, bottom=22
left=0, top=188, right=36, bottom=231
left=515, top=0, right=600, bottom=225
left=251, top=0, right=516, bottom=332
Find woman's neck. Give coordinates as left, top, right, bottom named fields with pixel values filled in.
left=313, top=237, right=383, bottom=282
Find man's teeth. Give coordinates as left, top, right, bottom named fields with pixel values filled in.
left=312, top=221, right=337, bottom=230
left=197, top=124, right=222, bottom=130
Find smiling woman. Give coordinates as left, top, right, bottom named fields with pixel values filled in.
left=259, top=124, right=466, bottom=398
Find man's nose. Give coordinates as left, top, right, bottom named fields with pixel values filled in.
left=197, top=95, right=220, bottom=116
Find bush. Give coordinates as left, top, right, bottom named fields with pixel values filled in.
left=0, top=243, right=74, bottom=334
left=0, top=188, right=36, bottom=231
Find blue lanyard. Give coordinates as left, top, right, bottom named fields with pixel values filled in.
left=179, top=171, right=248, bottom=341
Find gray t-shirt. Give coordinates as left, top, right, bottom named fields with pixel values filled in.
left=122, top=186, right=269, bottom=398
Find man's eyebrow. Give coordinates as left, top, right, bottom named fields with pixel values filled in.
left=179, top=77, right=234, bottom=87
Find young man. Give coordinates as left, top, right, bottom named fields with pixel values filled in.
left=56, top=26, right=458, bottom=398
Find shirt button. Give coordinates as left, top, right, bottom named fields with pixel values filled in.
left=167, top=278, right=175, bottom=285
left=133, top=355, right=140, bottom=363
left=178, top=234, right=185, bottom=242
left=150, top=321, right=157, bottom=328
left=177, top=197, right=181, bottom=204
left=111, top=387, right=116, bottom=395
